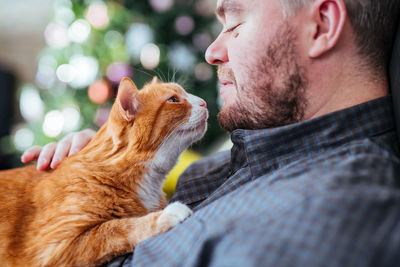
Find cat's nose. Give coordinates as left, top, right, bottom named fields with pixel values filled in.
left=200, top=100, right=207, bottom=108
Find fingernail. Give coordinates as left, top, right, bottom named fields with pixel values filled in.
left=37, top=159, right=47, bottom=170
left=50, top=159, right=59, bottom=169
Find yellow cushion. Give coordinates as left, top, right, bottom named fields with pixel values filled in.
left=163, top=150, right=202, bottom=198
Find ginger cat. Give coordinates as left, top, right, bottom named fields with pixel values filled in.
left=0, top=77, right=208, bottom=266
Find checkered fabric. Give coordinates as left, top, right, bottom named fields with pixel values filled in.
left=106, top=96, right=400, bottom=267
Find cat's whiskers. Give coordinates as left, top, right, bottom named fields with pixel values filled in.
left=133, top=67, right=154, bottom=79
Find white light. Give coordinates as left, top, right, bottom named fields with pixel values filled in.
left=62, top=106, right=81, bottom=133
left=36, top=55, right=57, bottom=89
left=44, top=23, right=70, bottom=49
left=126, top=23, right=154, bottom=59
left=43, top=110, right=64, bottom=138
left=14, top=128, right=35, bottom=151
left=168, top=43, right=196, bottom=73
left=56, top=64, right=76, bottom=83
left=86, top=2, right=110, bottom=29
left=19, top=85, right=45, bottom=122
left=69, top=55, right=99, bottom=88
left=68, top=19, right=91, bottom=43
left=140, top=43, right=160, bottom=70
left=54, top=6, right=75, bottom=26
left=36, top=66, right=56, bottom=89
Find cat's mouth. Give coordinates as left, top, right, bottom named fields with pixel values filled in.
left=177, top=119, right=207, bottom=135
left=177, top=110, right=208, bottom=135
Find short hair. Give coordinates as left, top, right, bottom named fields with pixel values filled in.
left=280, top=0, right=400, bottom=74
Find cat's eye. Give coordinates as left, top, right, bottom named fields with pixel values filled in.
left=166, top=96, right=180, bottom=103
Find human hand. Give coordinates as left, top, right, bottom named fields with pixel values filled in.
left=21, top=129, right=96, bottom=171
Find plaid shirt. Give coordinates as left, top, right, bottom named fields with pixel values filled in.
left=107, top=96, right=400, bottom=267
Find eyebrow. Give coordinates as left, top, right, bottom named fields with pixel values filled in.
left=216, top=0, right=244, bottom=19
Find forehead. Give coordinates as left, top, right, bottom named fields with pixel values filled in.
left=142, top=82, right=186, bottom=97
left=163, top=83, right=186, bottom=95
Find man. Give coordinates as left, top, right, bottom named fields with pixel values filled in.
left=22, top=0, right=400, bottom=266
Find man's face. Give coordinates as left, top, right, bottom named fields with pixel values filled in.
left=206, top=0, right=308, bottom=131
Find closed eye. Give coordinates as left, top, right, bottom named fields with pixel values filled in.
left=224, top=23, right=241, bottom=33
left=166, top=96, right=180, bottom=103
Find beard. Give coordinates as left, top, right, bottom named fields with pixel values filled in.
left=217, top=22, right=308, bottom=132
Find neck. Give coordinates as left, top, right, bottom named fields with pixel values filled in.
left=305, top=56, right=388, bottom=120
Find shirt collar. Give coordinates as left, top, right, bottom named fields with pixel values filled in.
left=230, top=96, right=395, bottom=179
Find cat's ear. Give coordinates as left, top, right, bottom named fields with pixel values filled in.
left=151, top=76, right=158, bottom=84
left=116, top=77, right=141, bottom=121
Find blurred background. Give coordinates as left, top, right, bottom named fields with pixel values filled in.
left=0, top=0, right=231, bottom=178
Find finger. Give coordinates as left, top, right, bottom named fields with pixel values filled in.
left=37, top=142, right=57, bottom=171
left=68, top=130, right=95, bottom=156
left=21, top=146, right=43, bottom=163
left=50, top=136, right=72, bottom=169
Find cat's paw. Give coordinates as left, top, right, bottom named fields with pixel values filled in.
left=158, top=202, right=193, bottom=228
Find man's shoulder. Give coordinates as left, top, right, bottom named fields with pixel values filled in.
left=179, top=150, right=231, bottom=181
left=306, top=137, right=400, bottom=185
left=171, top=151, right=231, bottom=206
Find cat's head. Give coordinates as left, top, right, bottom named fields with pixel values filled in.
left=108, top=77, right=208, bottom=157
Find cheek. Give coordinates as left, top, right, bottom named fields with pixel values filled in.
left=164, top=105, right=190, bottom=127
left=228, top=27, right=265, bottom=82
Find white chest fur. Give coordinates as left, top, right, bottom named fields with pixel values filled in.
left=137, top=137, right=182, bottom=211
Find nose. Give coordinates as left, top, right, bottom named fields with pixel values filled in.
left=205, top=35, right=228, bottom=65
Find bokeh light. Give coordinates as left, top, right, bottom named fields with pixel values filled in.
left=36, top=55, right=57, bottom=89
left=126, top=23, right=154, bottom=59
left=85, top=2, right=109, bottom=29
left=193, top=32, right=212, bottom=52
left=106, top=62, right=133, bottom=84
left=56, top=64, right=76, bottom=83
left=88, top=80, right=113, bottom=104
left=195, top=0, right=215, bottom=17
left=175, top=16, right=195, bottom=36
left=14, top=127, right=35, bottom=151
left=43, top=110, right=64, bottom=137
left=19, top=85, right=45, bottom=122
left=68, top=19, right=91, bottom=43
left=168, top=43, right=196, bottom=73
left=69, top=55, right=99, bottom=88
left=62, top=106, right=81, bottom=133
left=150, top=0, right=174, bottom=12
left=44, top=23, right=70, bottom=49
left=104, top=30, right=123, bottom=48
left=194, top=62, right=213, bottom=81
left=140, top=43, right=161, bottom=70
left=54, top=6, right=75, bottom=26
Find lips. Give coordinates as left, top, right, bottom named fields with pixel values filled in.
left=218, top=79, right=235, bottom=96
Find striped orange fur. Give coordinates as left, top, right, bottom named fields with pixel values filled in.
left=0, top=77, right=208, bottom=266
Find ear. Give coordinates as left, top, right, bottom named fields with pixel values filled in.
left=308, top=0, right=347, bottom=58
left=151, top=76, right=158, bottom=84
left=116, top=77, right=141, bottom=121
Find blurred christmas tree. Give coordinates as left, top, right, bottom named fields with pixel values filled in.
left=12, top=0, right=225, bottom=155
